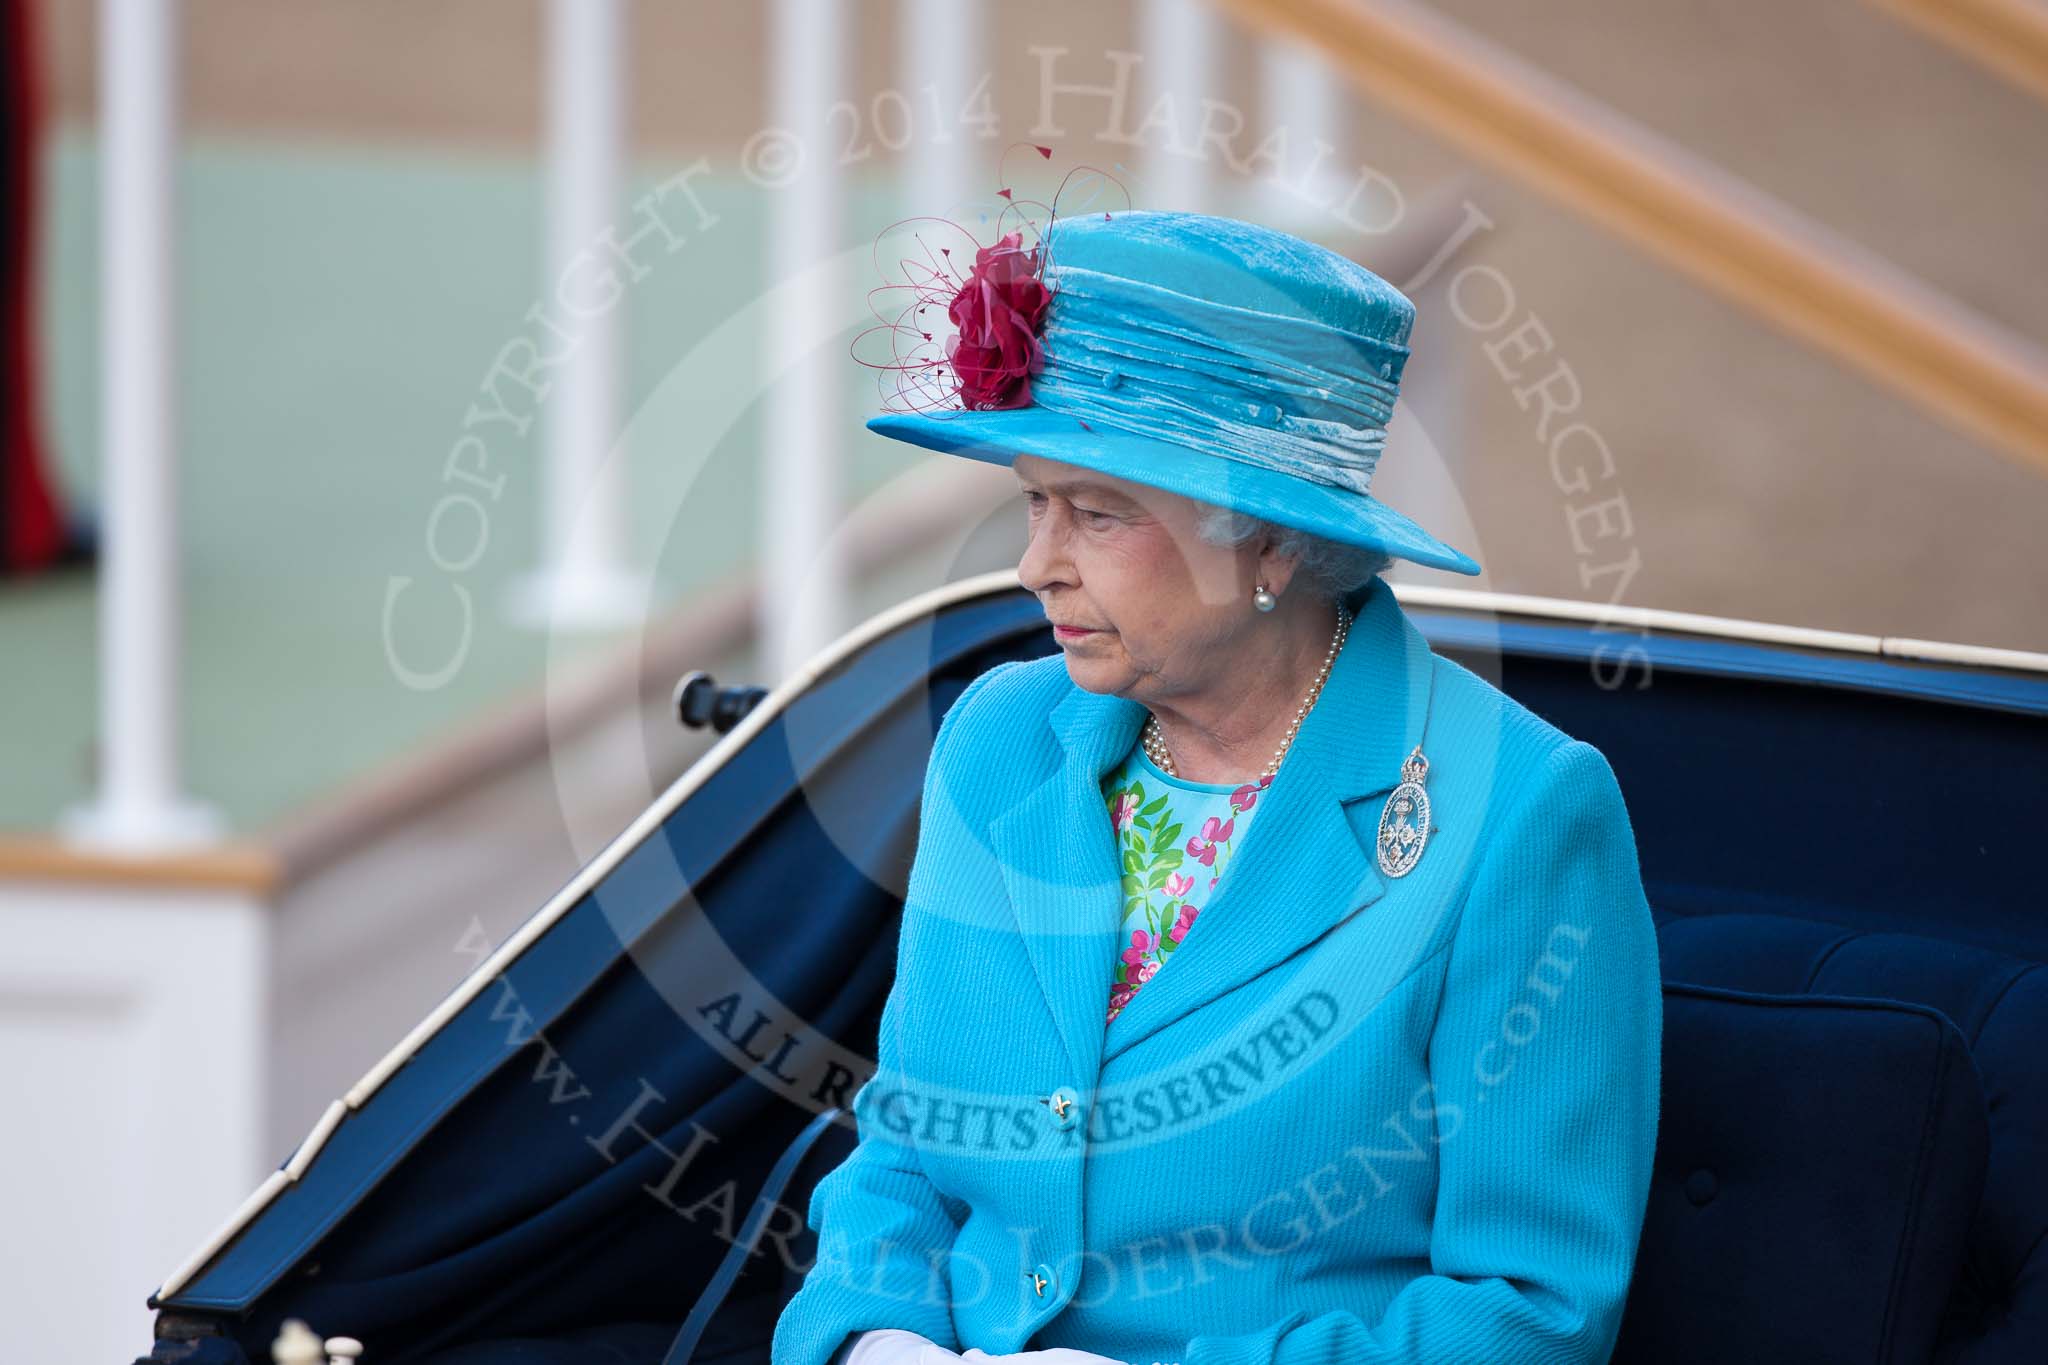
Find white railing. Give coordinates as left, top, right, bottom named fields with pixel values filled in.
left=61, top=0, right=221, bottom=852
left=508, top=0, right=644, bottom=631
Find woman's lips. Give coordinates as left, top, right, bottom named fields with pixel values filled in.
left=1053, top=624, right=1102, bottom=640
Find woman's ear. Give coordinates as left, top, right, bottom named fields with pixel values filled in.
left=1254, top=538, right=1303, bottom=598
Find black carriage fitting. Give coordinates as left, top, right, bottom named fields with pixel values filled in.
left=130, top=1310, right=234, bottom=1365
left=153, top=1312, right=230, bottom=1343
left=672, top=670, right=769, bottom=734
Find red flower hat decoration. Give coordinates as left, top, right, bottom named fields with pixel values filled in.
left=947, top=229, right=1052, bottom=410
left=854, top=143, right=1131, bottom=417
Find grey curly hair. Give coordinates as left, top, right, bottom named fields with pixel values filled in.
left=1193, top=504, right=1393, bottom=604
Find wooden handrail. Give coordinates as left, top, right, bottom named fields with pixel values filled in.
left=1214, top=0, right=2048, bottom=480
left=1864, top=0, right=2048, bottom=104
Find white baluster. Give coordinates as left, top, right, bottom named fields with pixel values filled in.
left=762, top=0, right=851, bottom=679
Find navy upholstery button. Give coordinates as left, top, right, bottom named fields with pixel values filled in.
left=1684, top=1168, right=1718, bottom=1206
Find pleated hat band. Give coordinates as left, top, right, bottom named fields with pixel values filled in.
left=1028, top=212, right=1416, bottom=498
left=1033, top=266, right=1404, bottom=498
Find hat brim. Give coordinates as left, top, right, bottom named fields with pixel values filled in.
left=867, top=409, right=1482, bottom=577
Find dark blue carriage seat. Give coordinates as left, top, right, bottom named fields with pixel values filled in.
left=1619, top=913, right=2044, bottom=1363
left=1419, top=608, right=2048, bottom=1361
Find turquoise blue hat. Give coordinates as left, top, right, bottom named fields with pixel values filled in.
left=864, top=207, right=1482, bottom=577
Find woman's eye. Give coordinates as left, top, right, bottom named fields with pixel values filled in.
left=1019, top=492, right=1114, bottom=526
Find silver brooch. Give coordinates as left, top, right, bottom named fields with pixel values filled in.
left=1376, top=746, right=1434, bottom=878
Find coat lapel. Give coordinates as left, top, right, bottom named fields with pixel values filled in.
left=987, top=576, right=1440, bottom=1085
left=987, top=679, right=1145, bottom=1090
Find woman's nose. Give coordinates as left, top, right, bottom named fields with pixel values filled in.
left=1017, top=508, right=1073, bottom=593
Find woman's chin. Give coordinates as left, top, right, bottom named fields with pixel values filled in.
left=1058, top=649, right=1124, bottom=693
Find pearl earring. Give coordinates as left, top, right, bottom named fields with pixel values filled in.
left=1252, top=583, right=1277, bottom=612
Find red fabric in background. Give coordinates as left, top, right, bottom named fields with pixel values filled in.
left=0, top=0, right=63, bottom=573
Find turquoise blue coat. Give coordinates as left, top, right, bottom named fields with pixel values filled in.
left=772, top=577, right=1663, bottom=1365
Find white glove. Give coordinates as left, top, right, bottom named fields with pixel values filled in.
left=838, top=1328, right=968, bottom=1365
left=958, top=1348, right=1138, bottom=1365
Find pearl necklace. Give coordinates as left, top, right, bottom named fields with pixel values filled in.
left=1141, top=604, right=1351, bottom=785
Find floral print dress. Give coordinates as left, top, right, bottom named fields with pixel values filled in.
left=1098, top=739, right=1271, bottom=1024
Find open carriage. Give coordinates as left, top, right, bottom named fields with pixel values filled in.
left=135, top=574, right=2048, bottom=1364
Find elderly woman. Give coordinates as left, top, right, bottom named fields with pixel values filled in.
left=774, top=209, right=1662, bottom=1365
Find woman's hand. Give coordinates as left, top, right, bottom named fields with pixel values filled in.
left=839, top=1328, right=973, bottom=1365
left=959, top=1348, right=1158, bottom=1365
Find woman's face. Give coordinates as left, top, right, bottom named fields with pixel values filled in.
left=1012, top=453, right=1285, bottom=703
